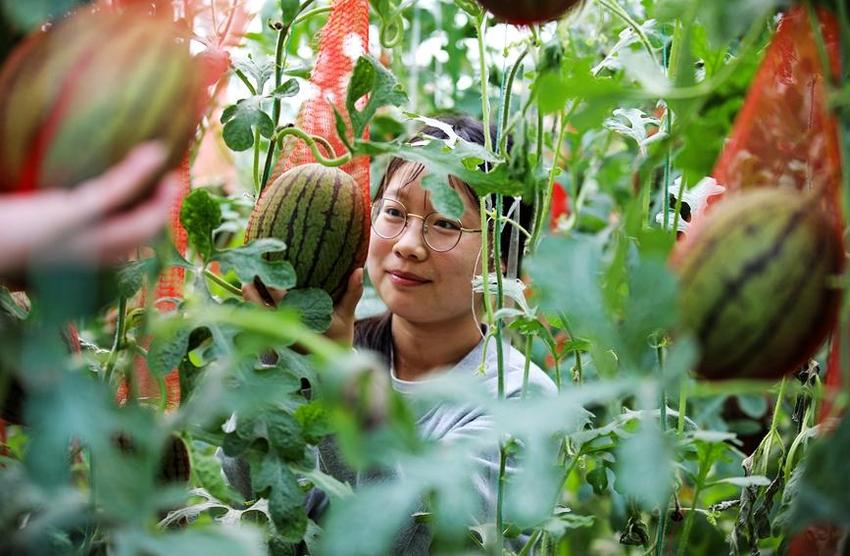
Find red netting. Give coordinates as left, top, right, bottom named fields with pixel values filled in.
left=267, top=0, right=371, bottom=210
left=711, top=7, right=841, bottom=205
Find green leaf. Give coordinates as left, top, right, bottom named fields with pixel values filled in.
left=280, top=0, right=299, bottom=26
left=346, top=55, right=408, bottom=138
left=212, top=238, right=296, bottom=291
left=359, top=138, right=520, bottom=197
left=299, top=467, right=353, bottom=500
left=113, top=527, right=264, bottom=556
left=293, top=402, right=332, bottom=444
left=526, top=234, right=616, bottom=351
left=115, top=258, right=160, bottom=299
left=252, top=455, right=307, bottom=541
left=280, top=288, right=333, bottom=332
left=420, top=171, right=465, bottom=220
left=270, top=78, right=299, bottom=99
left=148, top=328, right=191, bottom=377
left=180, top=189, right=222, bottom=262
left=614, top=422, right=673, bottom=511
left=0, top=286, right=28, bottom=319
left=318, top=480, right=422, bottom=556
left=264, top=411, right=306, bottom=462
left=283, top=66, right=312, bottom=80
left=587, top=465, right=609, bottom=495
left=231, top=56, right=274, bottom=93
left=221, top=97, right=275, bottom=151
left=789, top=412, right=850, bottom=530
left=736, top=394, right=769, bottom=419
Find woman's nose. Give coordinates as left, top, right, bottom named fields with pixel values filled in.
left=392, top=216, right=428, bottom=261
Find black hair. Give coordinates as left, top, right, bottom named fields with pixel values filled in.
left=356, top=115, right=533, bottom=365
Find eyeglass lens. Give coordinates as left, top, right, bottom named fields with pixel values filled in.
left=371, top=198, right=463, bottom=251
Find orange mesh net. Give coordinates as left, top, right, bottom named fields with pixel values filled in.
left=267, top=0, right=371, bottom=208
left=711, top=7, right=842, bottom=204
left=117, top=155, right=190, bottom=409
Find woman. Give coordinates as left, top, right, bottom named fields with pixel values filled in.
left=238, top=115, right=557, bottom=551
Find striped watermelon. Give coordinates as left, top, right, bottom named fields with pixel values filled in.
left=0, top=6, right=204, bottom=194
left=245, top=164, right=369, bottom=303
left=671, top=188, right=844, bottom=380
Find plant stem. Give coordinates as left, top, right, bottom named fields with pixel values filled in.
left=259, top=0, right=318, bottom=191
left=670, top=174, right=687, bottom=236
left=677, top=379, right=688, bottom=434
left=573, top=348, right=583, bottom=385
left=499, top=47, right=530, bottom=159
left=259, top=24, right=288, bottom=192
left=104, top=296, right=128, bottom=383
left=521, top=333, right=533, bottom=400
left=759, top=378, right=787, bottom=475
left=293, top=6, right=330, bottom=26
left=203, top=268, right=243, bottom=297
left=496, top=444, right=508, bottom=552
left=252, top=127, right=261, bottom=191
left=517, top=529, right=542, bottom=556
left=655, top=343, right=669, bottom=556
left=274, top=127, right=352, bottom=167
left=529, top=112, right=568, bottom=251
left=596, top=0, right=657, bottom=66
left=234, top=69, right=257, bottom=95
left=477, top=13, right=492, bottom=150
left=493, top=196, right=507, bottom=400
left=676, top=448, right=712, bottom=556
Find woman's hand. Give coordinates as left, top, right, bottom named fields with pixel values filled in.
left=0, top=143, right=177, bottom=281
left=242, top=268, right=364, bottom=347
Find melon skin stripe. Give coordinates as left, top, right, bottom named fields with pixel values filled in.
left=246, top=164, right=370, bottom=303
left=672, top=188, right=845, bottom=380
left=0, top=6, right=205, bottom=194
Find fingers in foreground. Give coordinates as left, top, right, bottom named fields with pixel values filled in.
left=74, top=141, right=169, bottom=219
left=337, top=268, right=365, bottom=315
left=242, top=279, right=287, bottom=308
left=59, top=171, right=176, bottom=262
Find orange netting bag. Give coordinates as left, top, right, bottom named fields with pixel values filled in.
left=267, top=0, right=371, bottom=207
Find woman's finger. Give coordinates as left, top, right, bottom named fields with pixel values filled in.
left=336, top=268, right=365, bottom=318
left=242, top=278, right=287, bottom=308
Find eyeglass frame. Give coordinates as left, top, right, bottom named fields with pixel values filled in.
left=370, top=197, right=482, bottom=252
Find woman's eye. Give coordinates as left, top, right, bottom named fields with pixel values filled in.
left=383, top=207, right=404, bottom=219
left=433, top=218, right=460, bottom=231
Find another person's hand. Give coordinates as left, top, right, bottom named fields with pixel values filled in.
left=0, top=143, right=178, bottom=281
left=242, top=268, right=365, bottom=347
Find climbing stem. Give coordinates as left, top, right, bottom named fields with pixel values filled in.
left=274, top=127, right=352, bottom=167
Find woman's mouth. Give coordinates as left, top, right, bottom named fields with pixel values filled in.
left=387, top=270, right=431, bottom=287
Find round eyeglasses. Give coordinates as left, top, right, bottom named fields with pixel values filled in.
left=371, top=197, right=481, bottom=252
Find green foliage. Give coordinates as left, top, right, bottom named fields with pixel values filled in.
left=4, top=0, right=850, bottom=555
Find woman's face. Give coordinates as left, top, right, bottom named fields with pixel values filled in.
left=366, top=163, right=482, bottom=326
